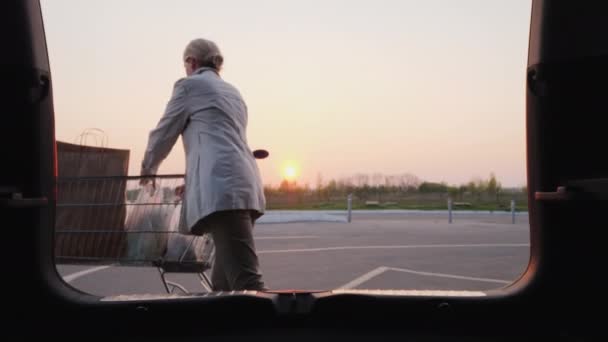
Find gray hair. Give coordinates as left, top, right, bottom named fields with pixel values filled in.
left=183, top=38, right=224, bottom=71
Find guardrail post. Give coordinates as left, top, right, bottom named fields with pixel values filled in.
left=347, top=194, right=353, bottom=223
left=511, top=199, right=516, bottom=224
left=448, top=198, right=453, bottom=224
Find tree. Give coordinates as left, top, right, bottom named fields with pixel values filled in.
left=279, top=179, right=292, bottom=192
left=399, top=173, right=420, bottom=192
left=353, top=173, right=369, bottom=188
left=371, top=173, right=384, bottom=187
left=385, top=175, right=400, bottom=188
left=485, top=173, right=502, bottom=202
left=337, top=178, right=349, bottom=194
left=448, top=186, right=460, bottom=199
left=469, top=177, right=487, bottom=200
left=354, top=173, right=369, bottom=187
left=458, top=185, right=467, bottom=200
left=342, top=176, right=355, bottom=194
left=354, top=185, right=371, bottom=202
left=316, top=172, right=324, bottom=200
left=316, top=172, right=323, bottom=191
left=467, top=180, right=477, bottom=194
left=326, top=179, right=338, bottom=200
left=418, top=182, right=448, bottom=193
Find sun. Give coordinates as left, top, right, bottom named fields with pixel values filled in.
left=284, top=166, right=297, bottom=179
left=281, top=162, right=299, bottom=181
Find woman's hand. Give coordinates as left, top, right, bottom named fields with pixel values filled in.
left=139, top=176, right=156, bottom=191
left=175, top=184, right=185, bottom=200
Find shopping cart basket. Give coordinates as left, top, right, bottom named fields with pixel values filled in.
left=55, top=175, right=215, bottom=294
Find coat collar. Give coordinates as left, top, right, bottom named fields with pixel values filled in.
left=193, top=67, right=219, bottom=76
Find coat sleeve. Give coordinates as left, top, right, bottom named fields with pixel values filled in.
left=140, top=79, right=189, bottom=176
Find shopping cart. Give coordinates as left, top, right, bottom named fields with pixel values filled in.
left=55, top=175, right=215, bottom=294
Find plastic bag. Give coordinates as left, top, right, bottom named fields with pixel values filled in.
left=164, top=205, right=215, bottom=263
left=124, top=185, right=175, bottom=260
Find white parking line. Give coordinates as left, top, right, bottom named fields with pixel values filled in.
left=62, top=265, right=112, bottom=283
left=258, top=243, right=529, bottom=254
left=339, top=267, right=390, bottom=289
left=332, top=289, right=487, bottom=297
left=255, top=235, right=318, bottom=240
left=387, top=267, right=511, bottom=284
left=60, top=244, right=525, bottom=286
left=339, top=266, right=511, bottom=289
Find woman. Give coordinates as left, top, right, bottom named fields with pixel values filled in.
left=140, top=38, right=267, bottom=291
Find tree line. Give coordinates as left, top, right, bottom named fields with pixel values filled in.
left=265, top=172, right=527, bottom=203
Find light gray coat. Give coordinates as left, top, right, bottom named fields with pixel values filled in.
left=141, top=67, right=265, bottom=234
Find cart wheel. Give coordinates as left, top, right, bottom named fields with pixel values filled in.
left=165, top=281, right=189, bottom=294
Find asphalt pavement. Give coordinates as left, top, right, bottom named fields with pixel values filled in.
left=57, top=212, right=530, bottom=296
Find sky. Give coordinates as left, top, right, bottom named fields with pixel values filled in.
left=40, top=0, right=532, bottom=188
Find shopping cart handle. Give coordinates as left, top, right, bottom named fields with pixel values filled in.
left=253, top=149, right=269, bottom=159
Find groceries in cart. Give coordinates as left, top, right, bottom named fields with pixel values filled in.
left=124, top=182, right=211, bottom=263
left=124, top=183, right=174, bottom=260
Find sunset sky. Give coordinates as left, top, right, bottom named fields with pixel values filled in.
left=41, top=0, right=532, bottom=188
